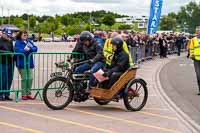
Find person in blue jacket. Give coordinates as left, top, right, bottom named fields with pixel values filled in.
left=94, top=31, right=105, bottom=48
left=14, top=30, right=38, bottom=100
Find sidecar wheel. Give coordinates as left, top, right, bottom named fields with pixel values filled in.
left=123, top=79, right=148, bottom=111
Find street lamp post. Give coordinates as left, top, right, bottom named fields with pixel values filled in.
left=90, top=13, right=92, bottom=32
left=8, top=8, right=10, bottom=24
left=1, top=6, right=3, bottom=25
left=183, top=22, right=187, bottom=33
left=27, top=11, right=30, bottom=32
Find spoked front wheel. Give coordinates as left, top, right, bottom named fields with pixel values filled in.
left=43, top=77, right=73, bottom=110
left=123, top=79, right=148, bottom=111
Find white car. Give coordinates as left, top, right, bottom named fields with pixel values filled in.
left=67, top=36, right=75, bottom=42
left=42, top=37, right=52, bottom=42
left=54, top=37, right=62, bottom=42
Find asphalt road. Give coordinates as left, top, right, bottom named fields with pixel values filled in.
left=160, top=56, right=200, bottom=126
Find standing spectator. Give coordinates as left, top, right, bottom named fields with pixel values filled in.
left=62, top=33, right=67, bottom=42
left=159, top=34, right=168, bottom=58
left=147, top=35, right=153, bottom=59
left=50, top=32, right=54, bottom=42
left=189, top=26, right=200, bottom=95
left=137, top=34, right=144, bottom=63
left=163, top=35, right=168, bottom=58
left=176, top=34, right=184, bottom=56
left=14, top=30, right=38, bottom=100
left=38, top=32, right=42, bottom=42
left=126, top=34, right=135, bottom=63
left=94, top=31, right=105, bottom=48
left=0, top=28, right=14, bottom=101
left=132, top=35, right=139, bottom=64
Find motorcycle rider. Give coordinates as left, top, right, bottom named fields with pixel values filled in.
left=74, top=31, right=105, bottom=90
left=102, top=36, right=130, bottom=89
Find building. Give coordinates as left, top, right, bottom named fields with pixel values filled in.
left=115, top=16, right=148, bottom=29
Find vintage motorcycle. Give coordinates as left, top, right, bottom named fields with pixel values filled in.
left=43, top=60, right=148, bottom=111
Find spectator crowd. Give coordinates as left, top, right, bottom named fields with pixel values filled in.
left=92, top=30, right=190, bottom=65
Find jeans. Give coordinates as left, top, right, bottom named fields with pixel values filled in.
left=0, top=64, right=14, bottom=97
left=75, top=62, right=105, bottom=87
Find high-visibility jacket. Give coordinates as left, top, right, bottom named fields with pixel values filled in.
left=103, top=38, right=133, bottom=66
left=190, top=37, right=200, bottom=61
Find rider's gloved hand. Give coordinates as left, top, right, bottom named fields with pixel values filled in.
left=89, top=59, right=95, bottom=64
left=103, top=71, right=112, bottom=77
left=102, top=72, right=109, bottom=77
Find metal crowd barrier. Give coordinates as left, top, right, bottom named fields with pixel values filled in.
left=128, top=43, right=186, bottom=64
left=0, top=52, right=83, bottom=102
left=0, top=52, right=26, bottom=102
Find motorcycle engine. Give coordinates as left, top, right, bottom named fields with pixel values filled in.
left=73, top=81, right=89, bottom=102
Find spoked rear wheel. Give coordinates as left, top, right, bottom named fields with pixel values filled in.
left=123, top=79, right=148, bottom=111
left=43, top=77, right=73, bottom=110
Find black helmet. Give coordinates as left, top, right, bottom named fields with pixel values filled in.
left=80, top=31, right=93, bottom=42
left=111, top=37, right=123, bottom=50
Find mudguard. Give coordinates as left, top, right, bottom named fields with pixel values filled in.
left=124, top=78, right=147, bottom=94
left=135, top=78, right=147, bottom=86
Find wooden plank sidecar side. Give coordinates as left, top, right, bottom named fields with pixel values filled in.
left=90, top=66, right=138, bottom=100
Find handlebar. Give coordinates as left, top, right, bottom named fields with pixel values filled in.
left=55, top=60, right=90, bottom=69
left=72, top=60, right=90, bottom=66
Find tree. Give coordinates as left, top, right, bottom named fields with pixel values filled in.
left=29, top=16, right=36, bottom=29
left=102, top=14, right=115, bottom=27
left=21, top=13, right=28, bottom=20
left=118, top=24, right=132, bottom=30
left=177, top=1, right=200, bottom=33
left=65, top=25, right=83, bottom=35
left=12, top=18, right=24, bottom=28
left=61, top=15, right=71, bottom=26
left=160, top=15, right=176, bottom=31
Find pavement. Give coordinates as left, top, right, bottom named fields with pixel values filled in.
left=160, top=55, right=200, bottom=132
left=0, top=43, right=193, bottom=133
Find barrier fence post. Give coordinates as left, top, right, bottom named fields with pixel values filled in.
left=27, top=52, right=83, bottom=101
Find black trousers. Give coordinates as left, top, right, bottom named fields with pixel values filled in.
left=100, top=72, right=122, bottom=89
left=177, top=46, right=181, bottom=56
left=194, top=60, right=200, bottom=92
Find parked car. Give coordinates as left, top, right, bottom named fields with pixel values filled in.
left=72, top=34, right=80, bottom=42
left=42, top=37, right=52, bottom=42
left=42, top=37, right=62, bottom=42
left=28, top=33, right=39, bottom=42
left=67, top=36, right=75, bottom=42
left=54, top=37, right=62, bottom=42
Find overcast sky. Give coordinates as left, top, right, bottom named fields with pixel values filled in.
left=0, top=0, right=199, bottom=16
